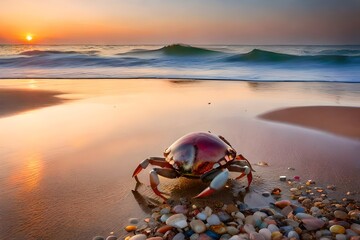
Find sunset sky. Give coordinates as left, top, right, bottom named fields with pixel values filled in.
left=1, top=0, right=359, bottom=45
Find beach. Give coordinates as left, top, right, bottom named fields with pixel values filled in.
left=0, top=79, right=359, bottom=240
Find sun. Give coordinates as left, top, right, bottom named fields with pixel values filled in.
left=26, top=34, right=33, bottom=42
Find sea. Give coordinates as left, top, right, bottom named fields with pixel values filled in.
left=0, top=44, right=360, bottom=82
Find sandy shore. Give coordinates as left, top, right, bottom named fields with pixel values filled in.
left=0, top=80, right=359, bottom=240
left=259, top=106, right=360, bottom=139
left=0, top=88, right=66, bottom=118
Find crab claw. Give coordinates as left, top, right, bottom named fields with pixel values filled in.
left=194, top=169, right=229, bottom=198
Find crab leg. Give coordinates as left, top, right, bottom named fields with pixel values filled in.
left=132, top=157, right=173, bottom=178
left=194, top=169, right=229, bottom=198
left=150, top=170, right=167, bottom=201
left=228, top=163, right=253, bottom=191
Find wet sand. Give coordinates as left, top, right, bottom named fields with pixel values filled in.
left=0, top=79, right=359, bottom=240
left=0, top=89, right=66, bottom=118
left=259, top=106, right=360, bottom=140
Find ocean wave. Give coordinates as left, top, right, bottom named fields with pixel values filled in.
left=124, top=44, right=220, bottom=56
left=225, top=49, right=360, bottom=64
left=19, top=50, right=100, bottom=56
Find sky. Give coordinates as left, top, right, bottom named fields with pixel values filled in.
left=0, top=0, right=360, bottom=45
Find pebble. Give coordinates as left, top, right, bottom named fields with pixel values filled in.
left=92, top=236, right=105, bottom=240
left=287, top=230, right=300, bottom=239
left=226, top=226, right=239, bottom=235
left=351, top=223, right=360, bottom=234
left=267, top=224, right=279, bottom=233
left=274, top=199, right=291, bottom=209
left=156, top=225, right=173, bottom=234
left=196, top=212, right=208, bottom=221
left=258, top=228, right=271, bottom=240
left=302, top=218, right=325, bottom=230
left=128, top=234, right=146, bottom=240
left=173, top=232, right=185, bottom=240
left=250, top=232, right=266, bottom=240
left=166, top=214, right=188, bottom=228
left=207, top=214, right=221, bottom=225
left=262, top=192, right=270, bottom=197
left=125, top=225, right=137, bottom=232
left=329, top=225, right=345, bottom=234
left=105, top=235, right=117, bottom=240
left=108, top=174, right=360, bottom=240
left=334, top=210, right=348, bottom=220
left=190, top=219, right=206, bottom=233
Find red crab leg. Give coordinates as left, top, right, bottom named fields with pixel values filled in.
left=150, top=170, right=168, bottom=201
left=194, top=169, right=229, bottom=198
left=132, top=157, right=173, bottom=178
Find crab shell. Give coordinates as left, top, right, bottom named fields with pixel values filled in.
left=163, top=132, right=237, bottom=176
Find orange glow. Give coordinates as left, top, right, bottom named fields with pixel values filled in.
left=26, top=34, right=33, bottom=42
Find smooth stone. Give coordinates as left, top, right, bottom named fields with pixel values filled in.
left=173, top=232, right=185, bottom=240
left=173, top=205, right=188, bottom=214
left=351, top=223, right=360, bottom=234
left=295, top=213, right=314, bottom=219
left=253, top=211, right=268, bottom=222
left=129, top=218, right=139, bottom=224
left=281, top=205, right=293, bottom=217
left=147, top=238, right=163, bottom=240
left=330, top=225, right=346, bottom=234
left=334, top=210, right=348, bottom=220
left=106, top=235, right=117, bottom=240
left=285, top=219, right=300, bottom=228
left=245, top=215, right=255, bottom=225
left=250, top=232, right=265, bottom=240
left=275, top=200, right=291, bottom=209
left=203, top=206, right=213, bottom=216
left=262, top=192, right=271, bottom=197
left=346, top=229, right=358, bottom=237
left=196, top=212, right=208, bottom=221
left=302, top=199, right=313, bottom=209
left=302, top=218, right=325, bottom=230
left=280, top=225, right=294, bottom=234
left=125, top=225, right=137, bottom=232
left=244, top=223, right=256, bottom=233
left=293, top=207, right=306, bottom=214
left=234, top=211, right=245, bottom=220
left=290, top=188, right=302, bottom=195
left=190, top=219, right=206, bottom=233
left=226, top=204, right=239, bottom=213
left=227, top=226, right=239, bottom=235
left=228, top=236, right=241, bottom=240
left=160, top=207, right=170, bottom=214
left=204, top=230, right=221, bottom=239
left=218, top=211, right=232, bottom=222
left=93, top=237, right=105, bottom=240
left=129, top=235, right=146, bottom=240
left=190, top=233, right=200, bottom=240
left=287, top=230, right=300, bottom=240
left=267, top=224, right=279, bottom=233
left=166, top=214, right=188, bottom=228
left=271, top=231, right=282, bottom=240
left=210, top=224, right=227, bottom=234
left=156, top=225, right=173, bottom=234
left=160, top=214, right=171, bottom=223
left=207, top=214, right=221, bottom=226
left=220, top=234, right=232, bottom=240
left=258, top=228, right=271, bottom=240
left=336, top=234, right=347, bottom=240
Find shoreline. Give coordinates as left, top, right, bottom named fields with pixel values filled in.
left=0, top=88, right=66, bottom=118
left=259, top=106, right=360, bottom=140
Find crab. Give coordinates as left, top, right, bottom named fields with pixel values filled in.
left=132, top=132, right=254, bottom=200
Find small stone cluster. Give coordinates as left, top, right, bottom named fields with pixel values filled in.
left=94, top=180, right=360, bottom=240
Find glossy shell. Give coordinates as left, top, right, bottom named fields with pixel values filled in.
left=164, top=132, right=236, bottom=175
